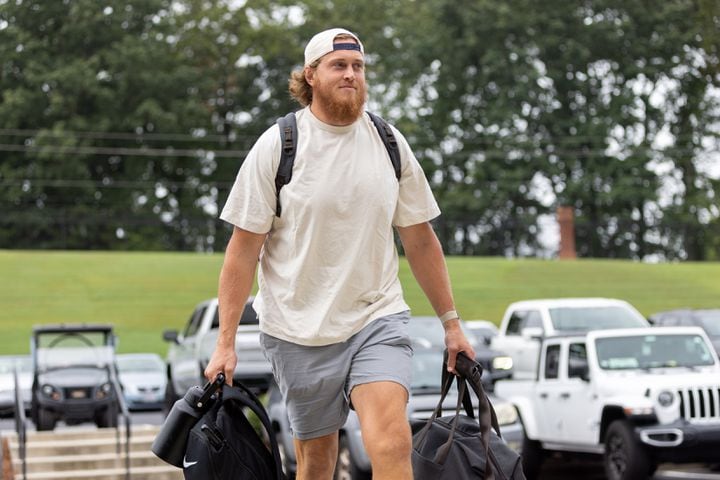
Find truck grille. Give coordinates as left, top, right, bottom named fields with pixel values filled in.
left=677, top=386, right=720, bottom=423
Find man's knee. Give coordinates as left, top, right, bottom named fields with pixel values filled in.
left=363, top=417, right=412, bottom=461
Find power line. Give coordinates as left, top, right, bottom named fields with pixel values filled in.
left=0, top=143, right=248, bottom=158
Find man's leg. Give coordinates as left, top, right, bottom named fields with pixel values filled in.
left=293, top=432, right=339, bottom=480
left=351, top=381, right=412, bottom=480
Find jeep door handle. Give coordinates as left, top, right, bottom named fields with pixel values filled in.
left=560, top=392, right=570, bottom=399
left=539, top=392, right=548, bottom=399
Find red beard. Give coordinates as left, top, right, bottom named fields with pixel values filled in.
left=312, top=76, right=367, bottom=124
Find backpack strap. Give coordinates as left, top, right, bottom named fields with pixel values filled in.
left=366, top=111, right=402, bottom=180
left=275, top=112, right=298, bottom=217
left=274, top=110, right=401, bottom=218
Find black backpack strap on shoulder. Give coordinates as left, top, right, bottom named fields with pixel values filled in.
left=275, top=112, right=298, bottom=217
left=366, top=111, right=401, bottom=180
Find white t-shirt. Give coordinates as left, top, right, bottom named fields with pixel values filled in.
left=220, top=107, right=440, bottom=346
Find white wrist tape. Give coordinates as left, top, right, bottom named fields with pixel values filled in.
left=439, top=310, right=459, bottom=324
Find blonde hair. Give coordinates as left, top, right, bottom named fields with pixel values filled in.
left=288, top=34, right=360, bottom=106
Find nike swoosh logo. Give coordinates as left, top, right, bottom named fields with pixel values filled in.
left=183, top=456, right=198, bottom=468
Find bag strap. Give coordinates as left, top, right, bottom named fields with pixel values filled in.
left=366, top=111, right=402, bottom=180
left=220, top=383, right=285, bottom=480
left=274, top=111, right=401, bottom=218
left=447, top=351, right=497, bottom=480
left=275, top=112, right=298, bottom=217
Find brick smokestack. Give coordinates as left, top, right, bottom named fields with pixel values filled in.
left=557, top=205, right=577, bottom=260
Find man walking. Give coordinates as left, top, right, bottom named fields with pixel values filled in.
left=205, top=27, right=475, bottom=480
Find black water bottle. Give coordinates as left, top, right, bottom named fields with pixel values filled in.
left=151, top=373, right=225, bottom=467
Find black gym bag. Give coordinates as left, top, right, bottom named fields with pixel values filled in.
left=152, top=373, right=284, bottom=480
left=410, top=351, right=526, bottom=480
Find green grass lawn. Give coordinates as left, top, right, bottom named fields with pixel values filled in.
left=1, top=250, right=719, bottom=357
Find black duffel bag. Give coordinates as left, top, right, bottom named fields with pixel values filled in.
left=411, top=351, right=525, bottom=480
left=152, top=373, right=284, bottom=480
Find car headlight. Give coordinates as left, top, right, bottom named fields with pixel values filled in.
left=96, top=382, right=113, bottom=399
left=41, top=384, right=62, bottom=401
left=492, top=356, right=514, bottom=371
left=494, top=402, right=519, bottom=426
left=657, top=390, right=675, bottom=407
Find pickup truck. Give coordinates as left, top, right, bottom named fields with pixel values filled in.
left=490, top=298, right=649, bottom=379
left=495, top=326, right=720, bottom=480
left=162, top=297, right=273, bottom=409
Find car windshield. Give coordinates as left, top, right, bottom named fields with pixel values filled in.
left=595, top=334, right=715, bottom=370
left=697, top=311, right=720, bottom=336
left=35, top=331, right=114, bottom=370
left=117, top=355, right=164, bottom=372
left=549, top=306, right=646, bottom=331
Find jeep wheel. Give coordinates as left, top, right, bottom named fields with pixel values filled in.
left=520, top=434, right=544, bottom=480
left=35, top=407, right=56, bottom=431
left=604, top=420, right=652, bottom=480
left=335, top=434, right=370, bottom=480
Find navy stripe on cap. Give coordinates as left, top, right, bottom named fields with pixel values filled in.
left=333, top=42, right=361, bottom=52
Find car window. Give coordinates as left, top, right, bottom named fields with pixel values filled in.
left=544, top=344, right=561, bottom=379
left=211, top=300, right=259, bottom=329
left=184, top=305, right=207, bottom=338
left=549, top=306, right=646, bottom=331
left=506, top=310, right=542, bottom=335
left=568, top=343, right=588, bottom=379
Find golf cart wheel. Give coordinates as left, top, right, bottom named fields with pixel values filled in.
left=35, top=407, right=56, bottom=431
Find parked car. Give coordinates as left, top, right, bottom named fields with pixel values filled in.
left=496, top=326, right=720, bottom=480
left=491, top=298, right=649, bottom=379
left=30, top=324, right=120, bottom=431
left=163, top=296, right=272, bottom=410
left=649, top=308, right=720, bottom=354
left=268, top=345, right=523, bottom=478
left=0, top=355, right=32, bottom=418
left=116, top=353, right=166, bottom=411
left=409, top=316, right=513, bottom=389
left=466, top=319, right=500, bottom=345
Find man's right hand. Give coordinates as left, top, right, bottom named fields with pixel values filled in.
left=204, top=345, right=237, bottom=386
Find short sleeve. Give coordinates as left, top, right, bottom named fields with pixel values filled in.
left=391, top=128, right=441, bottom=227
left=219, top=125, right=280, bottom=233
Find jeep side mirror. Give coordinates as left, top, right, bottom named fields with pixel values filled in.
left=162, top=330, right=179, bottom=344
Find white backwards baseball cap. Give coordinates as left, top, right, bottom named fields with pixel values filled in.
left=304, top=28, right=364, bottom=67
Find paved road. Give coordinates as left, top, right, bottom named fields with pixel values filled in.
left=3, top=412, right=720, bottom=479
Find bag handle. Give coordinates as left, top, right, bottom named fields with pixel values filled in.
left=219, top=380, right=285, bottom=480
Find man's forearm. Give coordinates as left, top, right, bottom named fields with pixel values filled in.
left=216, top=227, right=266, bottom=350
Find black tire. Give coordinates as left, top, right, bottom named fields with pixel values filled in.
left=163, top=378, right=180, bottom=414
left=521, top=433, right=544, bottom=480
left=604, top=420, right=653, bottom=480
left=96, top=402, right=119, bottom=428
left=35, top=407, right=56, bottom=431
left=335, top=434, right=370, bottom=480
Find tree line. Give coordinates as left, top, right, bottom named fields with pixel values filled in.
left=1, top=0, right=718, bottom=260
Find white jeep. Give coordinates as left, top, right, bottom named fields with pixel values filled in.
left=495, top=326, right=720, bottom=480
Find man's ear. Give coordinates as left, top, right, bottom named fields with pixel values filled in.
left=304, top=66, right=315, bottom=86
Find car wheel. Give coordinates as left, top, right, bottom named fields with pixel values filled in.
left=35, top=407, right=56, bottom=431
left=520, top=433, right=544, bottom=480
left=95, top=403, right=118, bottom=429
left=163, top=378, right=180, bottom=414
left=334, top=434, right=370, bottom=480
left=277, top=439, right=295, bottom=479
left=604, top=420, right=653, bottom=480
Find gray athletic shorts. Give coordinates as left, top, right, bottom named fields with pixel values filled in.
left=260, top=311, right=413, bottom=440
